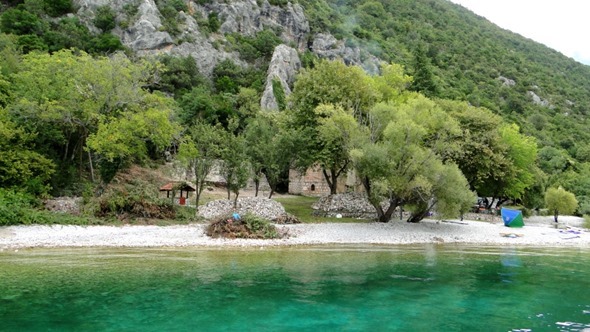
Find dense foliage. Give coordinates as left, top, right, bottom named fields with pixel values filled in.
left=295, top=0, right=590, bottom=213
left=1, top=0, right=590, bottom=223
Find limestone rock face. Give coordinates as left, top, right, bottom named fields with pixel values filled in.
left=198, top=0, right=310, bottom=51
left=122, top=0, right=174, bottom=51
left=312, top=33, right=381, bottom=74
left=261, top=44, right=301, bottom=111
left=74, top=0, right=310, bottom=76
left=73, top=0, right=384, bottom=78
left=75, top=0, right=174, bottom=50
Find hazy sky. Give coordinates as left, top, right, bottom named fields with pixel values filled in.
left=448, top=0, right=590, bottom=65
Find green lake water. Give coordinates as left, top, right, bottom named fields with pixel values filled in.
left=1, top=245, right=589, bottom=331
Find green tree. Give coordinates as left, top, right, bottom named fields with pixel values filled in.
left=219, top=122, right=251, bottom=207
left=544, top=186, right=578, bottom=223
left=43, top=0, right=73, bottom=17
left=156, top=55, right=205, bottom=97
left=314, top=104, right=362, bottom=195
left=495, top=123, right=538, bottom=201
left=178, top=86, right=236, bottom=128
left=0, top=8, right=46, bottom=35
left=9, top=50, right=176, bottom=186
left=409, top=45, right=438, bottom=97
left=289, top=59, right=380, bottom=126
left=288, top=60, right=383, bottom=194
left=177, top=122, right=225, bottom=209
left=86, top=103, right=179, bottom=183
left=245, top=112, right=298, bottom=198
left=350, top=97, right=472, bottom=223
left=436, top=99, right=539, bottom=207
left=0, top=108, right=55, bottom=195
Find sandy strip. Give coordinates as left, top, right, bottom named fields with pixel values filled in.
left=0, top=217, right=589, bottom=249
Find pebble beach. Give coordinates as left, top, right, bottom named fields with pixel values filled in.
left=1, top=216, right=588, bottom=249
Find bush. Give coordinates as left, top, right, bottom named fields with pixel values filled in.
left=0, top=8, right=45, bottom=35
left=94, top=187, right=176, bottom=220
left=94, top=5, right=116, bottom=32
left=0, top=189, right=94, bottom=225
left=88, top=33, right=125, bottom=54
left=43, top=0, right=73, bottom=17
left=206, top=213, right=281, bottom=239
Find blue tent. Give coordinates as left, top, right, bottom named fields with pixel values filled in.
left=501, top=208, right=524, bottom=227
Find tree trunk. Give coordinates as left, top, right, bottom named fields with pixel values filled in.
left=379, top=202, right=397, bottom=222
left=87, top=150, right=95, bottom=183
left=254, top=178, right=260, bottom=197
left=554, top=210, right=559, bottom=223
left=322, top=169, right=338, bottom=195
left=268, top=189, right=274, bottom=199
left=406, top=202, right=432, bottom=223
left=233, top=191, right=239, bottom=209
left=407, top=209, right=429, bottom=223
left=195, top=190, right=201, bottom=211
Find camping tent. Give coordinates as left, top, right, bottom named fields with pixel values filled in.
left=501, top=208, right=524, bottom=227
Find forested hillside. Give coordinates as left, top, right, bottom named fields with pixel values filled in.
left=1, top=0, right=590, bottom=223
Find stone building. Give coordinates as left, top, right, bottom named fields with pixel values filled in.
left=288, top=166, right=362, bottom=197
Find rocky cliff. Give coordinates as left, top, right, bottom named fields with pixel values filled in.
left=261, top=44, right=300, bottom=110
left=72, top=0, right=382, bottom=106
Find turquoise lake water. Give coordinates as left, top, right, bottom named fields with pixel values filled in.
left=1, top=245, right=589, bottom=331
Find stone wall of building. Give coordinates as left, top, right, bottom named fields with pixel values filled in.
left=288, top=166, right=363, bottom=197
left=288, top=167, right=331, bottom=196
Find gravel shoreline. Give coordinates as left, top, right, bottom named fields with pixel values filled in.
left=1, top=217, right=589, bottom=249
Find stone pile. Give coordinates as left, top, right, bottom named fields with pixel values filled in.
left=198, top=197, right=298, bottom=223
left=312, top=193, right=385, bottom=219
left=44, top=197, right=82, bottom=215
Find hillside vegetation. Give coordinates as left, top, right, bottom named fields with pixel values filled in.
left=1, top=0, right=590, bottom=222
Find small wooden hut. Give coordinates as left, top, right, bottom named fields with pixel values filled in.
left=159, top=182, right=196, bottom=206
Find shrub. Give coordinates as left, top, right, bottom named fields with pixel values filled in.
left=88, top=33, right=125, bottom=55
left=206, top=213, right=281, bottom=239
left=208, top=13, right=220, bottom=33
left=94, top=5, right=116, bottom=32
left=94, top=187, right=176, bottom=220
left=0, top=8, right=46, bottom=35
left=43, top=0, right=73, bottom=17
left=0, top=189, right=94, bottom=225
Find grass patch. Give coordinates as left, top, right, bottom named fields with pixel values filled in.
left=273, top=195, right=370, bottom=223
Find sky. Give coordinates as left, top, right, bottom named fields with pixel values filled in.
left=448, top=0, right=590, bottom=65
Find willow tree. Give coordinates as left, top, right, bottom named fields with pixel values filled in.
left=350, top=94, right=474, bottom=223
